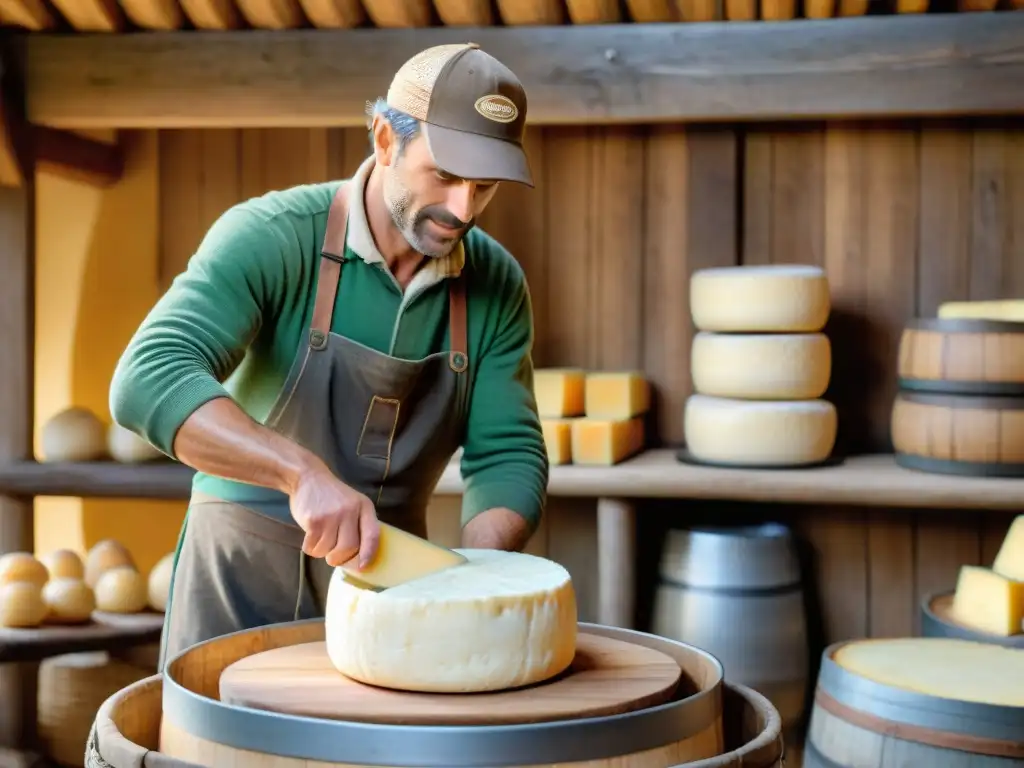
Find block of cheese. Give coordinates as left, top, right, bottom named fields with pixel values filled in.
left=571, top=417, right=644, bottom=466
left=938, top=300, right=1024, bottom=323
left=541, top=419, right=573, bottom=465
left=951, top=565, right=1024, bottom=636
left=325, top=549, right=578, bottom=693
left=684, top=394, right=837, bottom=467
left=690, top=264, right=831, bottom=333
left=691, top=332, right=832, bottom=400
left=339, top=523, right=467, bottom=591
left=584, top=371, right=650, bottom=419
left=833, top=637, right=1024, bottom=707
left=534, top=368, right=585, bottom=418
left=993, top=516, right=1024, bottom=582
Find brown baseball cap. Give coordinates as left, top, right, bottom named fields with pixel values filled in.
left=386, top=43, right=533, bottom=188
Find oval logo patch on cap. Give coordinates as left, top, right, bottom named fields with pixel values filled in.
left=474, top=94, right=519, bottom=124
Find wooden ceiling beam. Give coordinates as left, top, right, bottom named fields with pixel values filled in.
left=16, top=13, right=1024, bottom=129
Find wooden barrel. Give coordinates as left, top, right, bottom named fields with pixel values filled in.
left=651, top=524, right=809, bottom=730
left=890, top=392, right=1024, bottom=477
left=897, top=317, right=1024, bottom=396
left=87, top=674, right=784, bottom=768
left=921, top=591, right=1024, bottom=649
left=107, top=619, right=731, bottom=767
left=805, top=638, right=1024, bottom=767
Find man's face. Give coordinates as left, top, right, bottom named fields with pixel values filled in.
left=375, top=125, right=500, bottom=259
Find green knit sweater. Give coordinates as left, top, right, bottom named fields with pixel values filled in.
left=109, top=180, right=548, bottom=530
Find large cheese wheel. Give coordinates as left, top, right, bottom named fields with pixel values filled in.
left=40, top=406, right=107, bottom=462
left=325, top=549, right=578, bottom=693
left=0, top=552, right=49, bottom=588
left=691, top=332, right=831, bottom=400
left=684, top=394, right=837, bottom=467
left=0, top=581, right=49, bottom=628
left=107, top=422, right=164, bottom=463
left=690, top=264, right=830, bottom=333
left=833, top=637, right=1024, bottom=707
left=938, top=299, right=1024, bottom=322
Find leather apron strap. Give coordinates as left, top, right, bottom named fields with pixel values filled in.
left=309, top=183, right=469, bottom=373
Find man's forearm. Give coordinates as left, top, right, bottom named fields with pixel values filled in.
left=172, top=396, right=325, bottom=496
left=461, top=507, right=534, bottom=551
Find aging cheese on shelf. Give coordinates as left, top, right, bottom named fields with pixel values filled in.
left=571, top=417, right=644, bottom=466
left=325, top=549, right=578, bottom=693
left=584, top=371, right=650, bottom=419
left=833, top=638, right=1024, bottom=707
left=540, top=419, right=573, bottom=465
left=950, top=565, right=1024, bottom=636
left=691, top=332, right=832, bottom=400
left=938, top=300, right=1024, bottom=323
left=684, top=395, right=837, bottom=467
left=533, top=368, right=585, bottom=418
left=340, top=523, right=469, bottom=591
left=690, top=264, right=831, bottom=333
left=993, top=516, right=1024, bottom=583
left=0, top=552, right=49, bottom=589
left=40, top=406, right=108, bottom=463
left=0, top=582, right=48, bottom=628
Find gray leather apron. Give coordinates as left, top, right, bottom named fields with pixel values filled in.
left=158, top=183, right=471, bottom=667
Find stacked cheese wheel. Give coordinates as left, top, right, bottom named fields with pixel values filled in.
left=0, top=541, right=174, bottom=629
left=684, top=265, right=838, bottom=468
left=533, top=369, right=650, bottom=466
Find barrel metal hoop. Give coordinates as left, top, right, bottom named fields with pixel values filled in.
left=163, top=619, right=726, bottom=768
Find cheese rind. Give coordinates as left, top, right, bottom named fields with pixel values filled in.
left=584, top=371, right=650, bottom=419
left=541, top=419, right=573, bottom=465
left=534, top=368, right=586, bottom=418
left=571, top=418, right=645, bottom=466
left=691, top=332, right=832, bottom=400
left=993, top=516, right=1024, bottom=583
left=325, top=549, right=578, bottom=693
left=690, top=265, right=831, bottom=333
left=951, top=565, right=1024, bottom=637
left=684, top=395, right=837, bottom=467
left=938, top=300, right=1024, bottom=322
left=833, top=637, right=1024, bottom=707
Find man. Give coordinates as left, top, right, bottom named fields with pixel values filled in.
left=109, top=43, right=549, bottom=667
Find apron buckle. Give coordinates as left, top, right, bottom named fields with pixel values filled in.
left=449, top=350, right=468, bottom=373
left=309, top=329, right=328, bottom=350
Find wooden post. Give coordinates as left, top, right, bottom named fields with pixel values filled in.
left=0, top=44, right=38, bottom=752
left=596, top=497, right=636, bottom=629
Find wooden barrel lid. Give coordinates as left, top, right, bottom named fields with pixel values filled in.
left=219, top=631, right=683, bottom=725
left=921, top=592, right=1024, bottom=649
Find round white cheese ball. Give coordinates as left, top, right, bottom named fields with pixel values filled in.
left=325, top=549, right=578, bottom=693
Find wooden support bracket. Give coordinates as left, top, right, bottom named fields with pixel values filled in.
left=0, top=43, right=124, bottom=189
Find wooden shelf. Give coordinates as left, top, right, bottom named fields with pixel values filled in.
left=0, top=452, right=1019, bottom=510
left=0, top=610, right=164, bottom=664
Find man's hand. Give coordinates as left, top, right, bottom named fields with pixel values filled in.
left=462, top=507, right=532, bottom=551
left=290, top=465, right=381, bottom=568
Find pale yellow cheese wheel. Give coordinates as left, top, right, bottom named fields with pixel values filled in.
left=0, top=552, right=49, bottom=589
left=42, top=578, right=95, bottom=624
left=41, top=548, right=85, bottom=581
left=148, top=553, right=174, bottom=612
left=0, top=582, right=49, bottom=628
left=40, top=406, right=108, bottom=462
left=94, top=567, right=148, bottom=614
left=85, top=540, right=136, bottom=588
left=107, top=422, right=164, bottom=463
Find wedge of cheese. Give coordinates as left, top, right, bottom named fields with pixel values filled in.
left=950, top=565, right=1024, bottom=636
left=339, top=524, right=466, bottom=590
left=325, top=549, right=578, bottom=693
left=533, top=368, right=585, bottom=418
left=584, top=371, right=650, bottom=419
left=833, top=637, right=1024, bottom=707
left=540, top=419, right=573, bottom=465
left=571, top=417, right=644, bottom=466
left=993, top=516, right=1024, bottom=583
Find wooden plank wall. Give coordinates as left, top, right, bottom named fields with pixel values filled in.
left=155, top=120, right=1022, bottom=645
